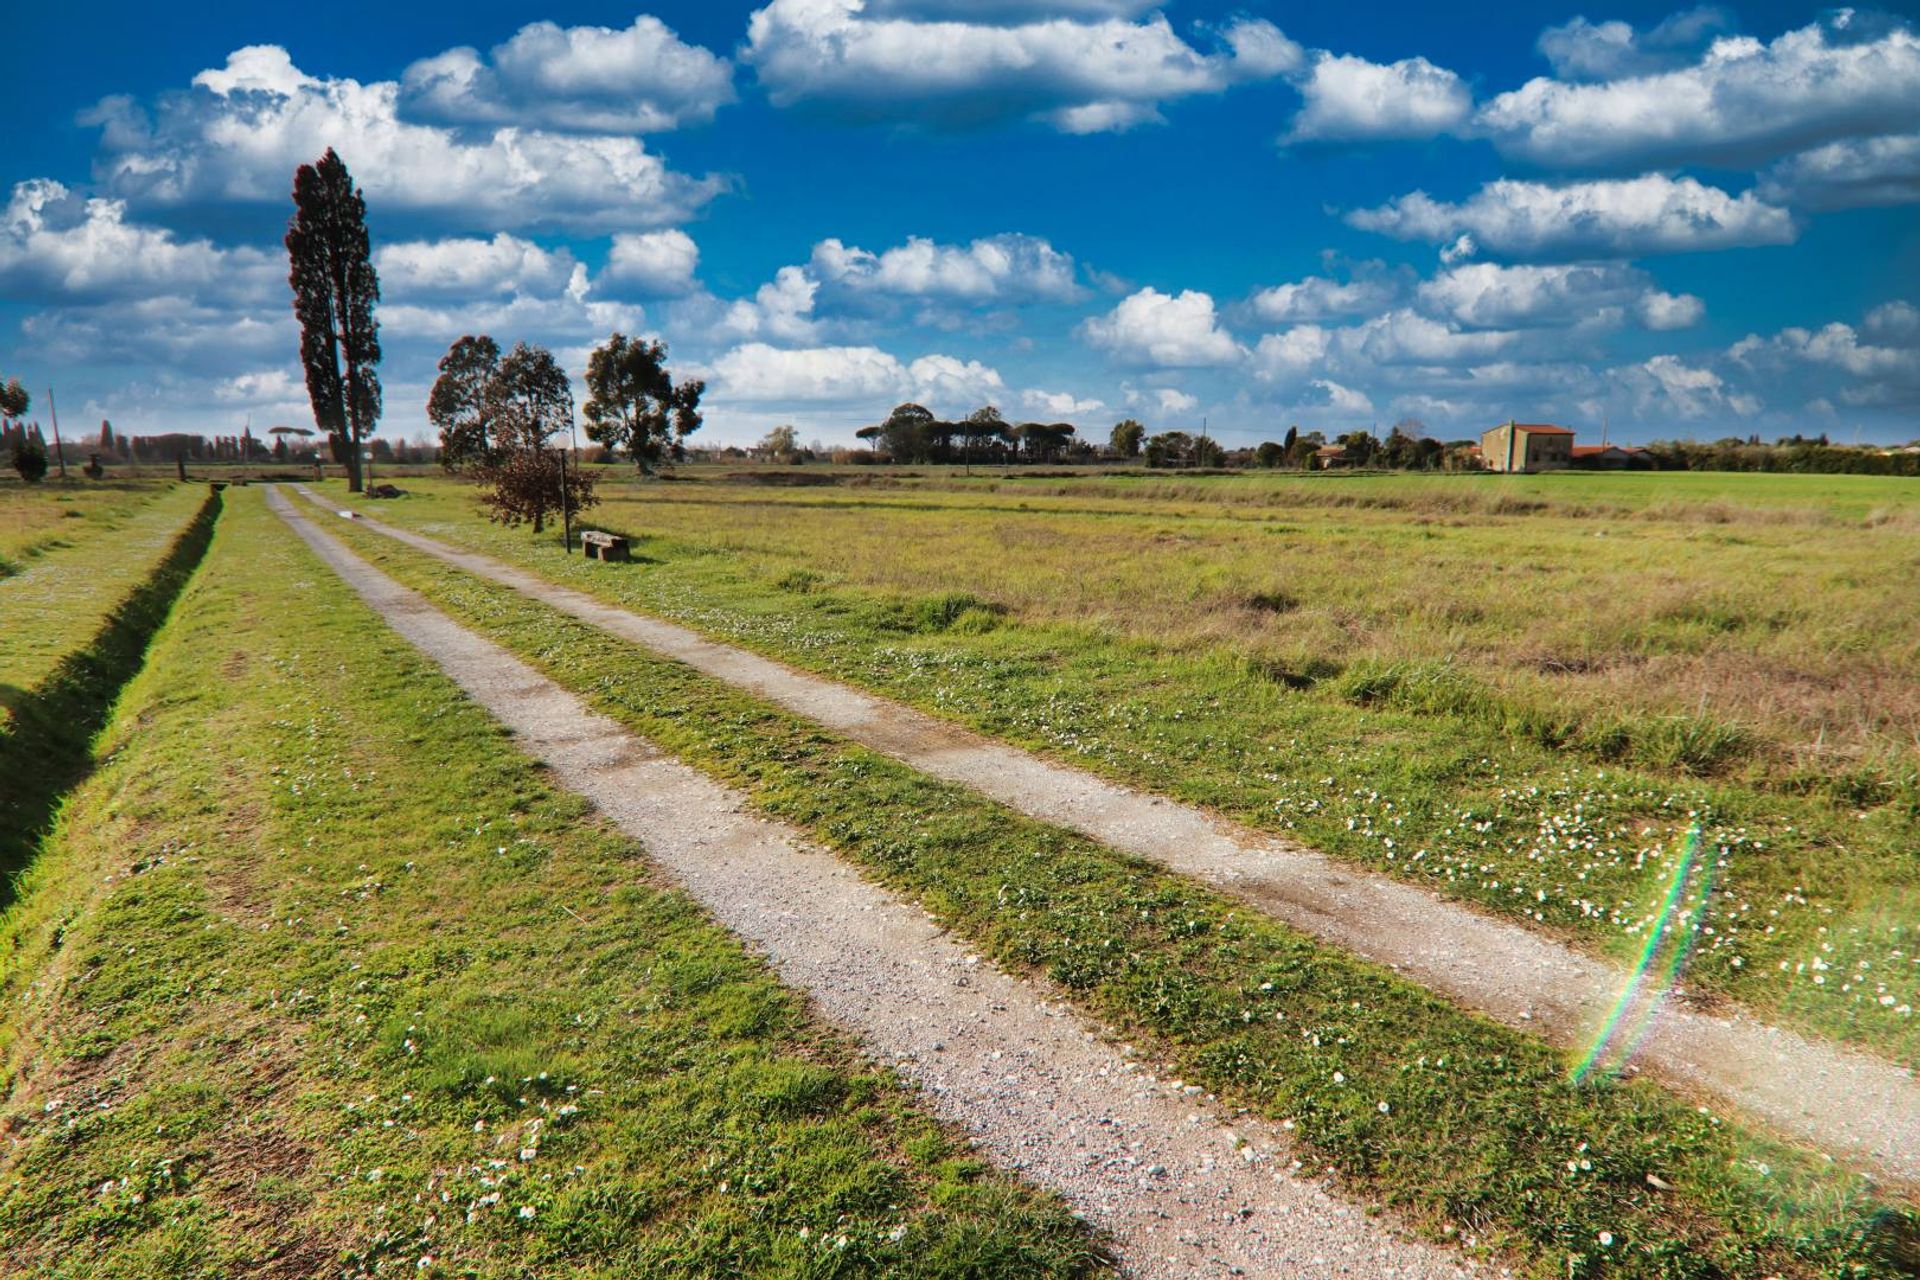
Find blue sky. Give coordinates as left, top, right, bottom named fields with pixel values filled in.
left=3, top=1, right=1918, bottom=447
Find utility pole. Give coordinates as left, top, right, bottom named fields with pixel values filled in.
left=47, top=386, right=67, bottom=479
left=557, top=443, right=573, bottom=553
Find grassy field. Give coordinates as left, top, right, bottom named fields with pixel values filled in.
left=0, top=491, right=1104, bottom=1278
left=0, top=478, right=177, bottom=579
left=319, top=487, right=1917, bottom=1280
left=334, top=468, right=1920, bottom=1067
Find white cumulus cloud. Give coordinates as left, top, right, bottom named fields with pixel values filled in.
left=810, top=233, right=1083, bottom=302
left=0, top=178, right=278, bottom=304
left=375, top=233, right=578, bottom=299
left=1480, top=14, right=1920, bottom=169
left=1081, top=287, right=1243, bottom=367
left=1348, top=175, right=1797, bottom=258
left=603, top=229, right=701, bottom=296
left=710, top=341, right=1002, bottom=412
left=400, top=15, right=734, bottom=134
left=742, top=0, right=1299, bottom=132
left=1288, top=53, right=1472, bottom=142
left=1759, top=131, right=1920, bottom=210
left=84, top=45, right=727, bottom=230
left=1417, top=262, right=1702, bottom=330
left=1536, top=8, right=1732, bottom=81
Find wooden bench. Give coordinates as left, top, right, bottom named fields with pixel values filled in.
left=580, top=530, right=630, bottom=562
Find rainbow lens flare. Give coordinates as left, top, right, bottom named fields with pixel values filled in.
left=1572, top=824, right=1714, bottom=1085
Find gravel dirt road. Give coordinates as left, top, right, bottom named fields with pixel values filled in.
left=268, top=488, right=1481, bottom=1279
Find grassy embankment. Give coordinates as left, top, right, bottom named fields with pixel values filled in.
left=335, top=471, right=1920, bottom=1067
left=318, top=488, right=1919, bottom=1280
left=0, top=478, right=174, bottom=580
left=0, top=491, right=1104, bottom=1279
left=0, top=483, right=218, bottom=897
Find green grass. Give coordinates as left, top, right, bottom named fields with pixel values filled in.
left=0, top=491, right=1107, bottom=1279
left=0, top=484, right=220, bottom=897
left=0, top=477, right=176, bottom=579
left=0, top=483, right=208, bottom=697
left=328, top=475, right=1920, bottom=1068
left=317, top=494, right=1918, bottom=1280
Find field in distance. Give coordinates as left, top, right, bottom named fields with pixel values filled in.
left=350, top=464, right=1920, bottom=1064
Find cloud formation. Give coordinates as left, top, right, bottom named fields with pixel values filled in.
left=710, top=341, right=1002, bottom=410
left=0, top=178, right=277, bottom=304
left=742, top=0, right=1298, bottom=132
left=1081, top=287, right=1243, bottom=366
left=400, top=16, right=735, bottom=133
left=1480, top=14, right=1920, bottom=170
left=1349, top=175, right=1797, bottom=258
left=810, top=233, right=1083, bottom=302
left=1535, top=7, right=1732, bottom=81
left=603, top=229, right=702, bottom=296
left=1288, top=53, right=1472, bottom=142
left=85, top=45, right=727, bottom=230
left=1760, top=131, right=1920, bottom=210
left=1416, top=262, right=1703, bottom=330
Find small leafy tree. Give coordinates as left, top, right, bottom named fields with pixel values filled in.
left=477, top=449, right=597, bottom=534
left=475, top=342, right=597, bottom=534
left=582, top=333, right=704, bottom=471
left=1254, top=441, right=1286, bottom=468
left=759, top=424, right=799, bottom=461
left=0, top=380, right=30, bottom=435
left=11, top=438, right=48, bottom=484
left=285, top=149, right=382, bottom=493
left=1110, top=418, right=1144, bottom=458
left=428, top=334, right=502, bottom=470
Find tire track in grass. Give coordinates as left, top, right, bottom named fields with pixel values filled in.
left=291, top=486, right=1920, bottom=1188
left=268, top=492, right=1480, bottom=1280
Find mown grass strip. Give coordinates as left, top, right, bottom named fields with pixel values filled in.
left=320, top=506, right=1918, bottom=1280
left=0, top=479, right=172, bottom=579
left=0, top=491, right=1107, bottom=1279
left=0, top=487, right=220, bottom=901
left=336, top=480, right=1920, bottom=1069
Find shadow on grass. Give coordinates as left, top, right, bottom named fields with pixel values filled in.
left=0, top=490, right=222, bottom=909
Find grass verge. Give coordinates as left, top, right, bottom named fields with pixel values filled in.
left=0, top=491, right=1106, bottom=1279
left=320, top=499, right=1919, bottom=1280
left=0, top=488, right=220, bottom=900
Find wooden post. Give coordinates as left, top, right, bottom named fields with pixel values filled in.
left=47, top=387, right=67, bottom=479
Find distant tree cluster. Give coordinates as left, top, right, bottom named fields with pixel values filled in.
left=854, top=402, right=1091, bottom=465
left=1642, top=435, right=1920, bottom=476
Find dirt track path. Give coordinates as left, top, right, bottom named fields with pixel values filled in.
left=266, top=486, right=1478, bottom=1279
left=293, top=487, right=1920, bottom=1187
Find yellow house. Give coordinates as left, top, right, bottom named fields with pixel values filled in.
left=1481, top=421, right=1574, bottom=473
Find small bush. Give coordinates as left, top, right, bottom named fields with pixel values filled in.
left=775, top=568, right=825, bottom=594
left=11, top=440, right=48, bottom=484
left=913, top=592, right=1006, bottom=633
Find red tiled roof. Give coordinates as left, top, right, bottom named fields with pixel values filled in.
left=1572, top=445, right=1620, bottom=457
left=1511, top=423, right=1574, bottom=435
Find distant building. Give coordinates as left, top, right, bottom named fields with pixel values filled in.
left=1314, top=444, right=1354, bottom=469
left=1571, top=444, right=1645, bottom=469
left=1481, top=421, right=1574, bottom=473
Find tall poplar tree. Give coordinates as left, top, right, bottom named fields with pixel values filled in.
left=285, top=149, right=382, bottom=493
